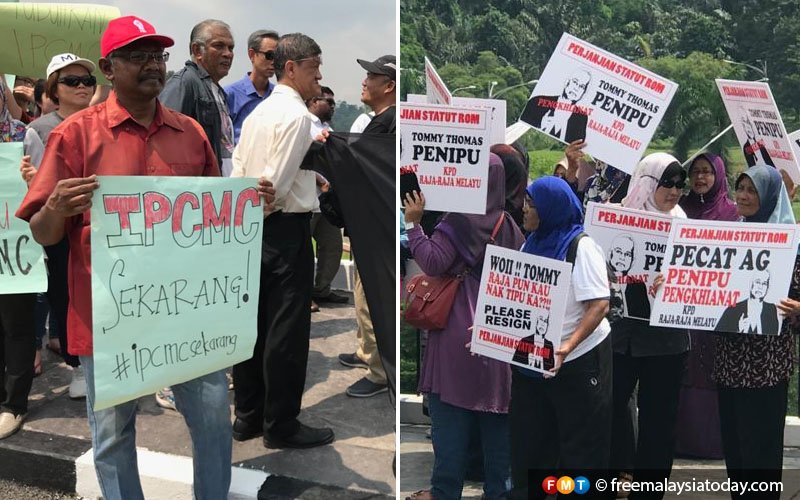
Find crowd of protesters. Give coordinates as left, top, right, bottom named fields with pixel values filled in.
left=1, top=12, right=395, bottom=499
left=402, top=136, right=800, bottom=500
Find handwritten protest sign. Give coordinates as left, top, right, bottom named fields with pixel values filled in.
left=90, top=176, right=262, bottom=410
left=399, top=102, right=490, bottom=214
left=716, top=79, right=800, bottom=183
left=0, top=3, right=119, bottom=83
left=425, top=56, right=452, bottom=105
left=0, top=143, right=47, bottom=294
left=408, top=93, right=506, bottom=145
left=584, top=202, right=673, bottom=320
left=470, top=245, right=571, bottom=375
left=520, top=33, right=678, bottom=174
left=651, top=219, right=800, bottom=334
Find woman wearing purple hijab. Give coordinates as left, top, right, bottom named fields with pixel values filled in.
left=404, top=154, right=525, bottom=500
left=673, top=153, right=737, bottom=459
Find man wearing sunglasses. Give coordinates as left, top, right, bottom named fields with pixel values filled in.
left=161, top=19, right=235, bottom=176
left=306, top=86, right=348, bottom=312
left=225, top=29, right=279, bottom=145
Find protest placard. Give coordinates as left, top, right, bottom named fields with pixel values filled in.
left=0, top=142, right=47, bottom=294
left=790, top=129, right=800, bottom=164
left=716, top=79, right=800, bottom=184
left=0, top=3, right=119, bottom=83
left=651, top=219, right=800, bottom=334
left=584, top=202, right=674, bottom=320
left=520, top=33, right=677, bottom=174
left=399, top=102, right=490, bottom=214
left=408, top=93, right=506, bottom=145
left=425, top=56, right=452, bottom=105
left=90, top=176, right=262, bottom=410
left=470, top=244, right=571, bottom=375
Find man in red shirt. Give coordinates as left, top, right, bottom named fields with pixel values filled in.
left=16, top=16, right=273, bottom=499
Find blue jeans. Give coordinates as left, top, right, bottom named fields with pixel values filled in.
left=80, top=356, right=232, bottom=500
left=428, top=393, right=511, bottom=500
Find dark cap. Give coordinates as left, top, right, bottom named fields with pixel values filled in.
left=356, top=55, right=396, bottom=81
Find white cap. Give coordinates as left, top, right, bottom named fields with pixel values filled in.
left=46, top=53, right=95, bottom=79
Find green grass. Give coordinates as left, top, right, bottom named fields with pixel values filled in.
left=400, top=317, right=418, bottom=394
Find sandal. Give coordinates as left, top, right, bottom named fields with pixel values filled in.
left=406, top=490, right=435, bottom=500
left=33, top=349, right=43, bottom=377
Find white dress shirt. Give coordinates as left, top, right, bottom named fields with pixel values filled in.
left=232, top=84, right=318, bottom=213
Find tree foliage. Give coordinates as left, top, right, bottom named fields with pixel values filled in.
left=401, top=0, right=800, bottom=152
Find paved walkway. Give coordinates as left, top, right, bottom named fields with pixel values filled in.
left=1, top=299, right=395, bottom=499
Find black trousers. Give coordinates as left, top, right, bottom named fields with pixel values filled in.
left=233, top=212, right=313, bottom=435
left=0, top=293, right=36, bottom=415
left=718, top=382, right=787, bottom=500
left=510, top=336, right=613, bottom=500
left=44, top=238, right=78, bottom=367
left=610, top=351, right=687, bottom=499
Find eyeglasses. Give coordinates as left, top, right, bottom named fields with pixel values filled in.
left=690, top=169, right=714, bottom=178
left=315, top=96, right=335, bottom=107
left=255, top=50, right=275, bottom=61
left=658, top=178, right=687, bottom=190
left=112, top=51, right=170, bottom=64
left=58, top=75, right=97, bottom=87
left=293, top=56, right=322, bottom=66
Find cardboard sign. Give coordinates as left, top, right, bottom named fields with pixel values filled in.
left=90, top=176, right=262, bottom=410
left=520, top=33, right=678, bottom=174
left=584, top=202, right=674, bottom=320
left=789, top=129, right=800, bottom=166
left=470, top=244, right=571, bottom=375
left=408, top=93, right=505, bottom=145
left=425, top=56, right=452, bottom=105
left=399, top=102, right=490, bottom=214
left=0, top=142, right=47, bottom=294
left=651, top=219, right=800, bottom=334
left=0, top=3, right=120, bottom=84
left=716, top=79, right=800, bottom=183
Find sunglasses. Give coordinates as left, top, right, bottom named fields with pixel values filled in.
left=658, top=178, right=687, bottom=190
left=58, top=75, right=97, bottom=87
left=255, top=50, right=275, bottom=61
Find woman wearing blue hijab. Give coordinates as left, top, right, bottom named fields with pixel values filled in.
left=510, top=176, right=612, bottom=499
left=714, top=164, right=800, bottom=496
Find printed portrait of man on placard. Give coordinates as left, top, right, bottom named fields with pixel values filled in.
left=715, top=270, right=779, bottom=335
left=512, top=311, right=555, bottom=372
left=521, top=69, right=591, bottom=143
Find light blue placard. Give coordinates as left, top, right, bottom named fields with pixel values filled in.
left=90, top=176, right=263, bottom=410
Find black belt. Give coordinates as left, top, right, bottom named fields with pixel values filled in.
left=267, top=211, right=312, bottom=219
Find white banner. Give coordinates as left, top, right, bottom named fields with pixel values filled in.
left=470, top=245, right=571, bottom=375
left=520, top=33, right=678, bottom=174
left=584, top=202, right=674, bottom=320
left=399, top=102, right=490, bottom=214
left=408, top=93, right=505, bottom=145
left=651, top=219, right=800, bottom=334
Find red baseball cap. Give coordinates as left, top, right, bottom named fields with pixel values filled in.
left=100, top=16, right=174, bottom=58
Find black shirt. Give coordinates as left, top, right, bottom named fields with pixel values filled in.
left=363, top=106, right=395, bottom=134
